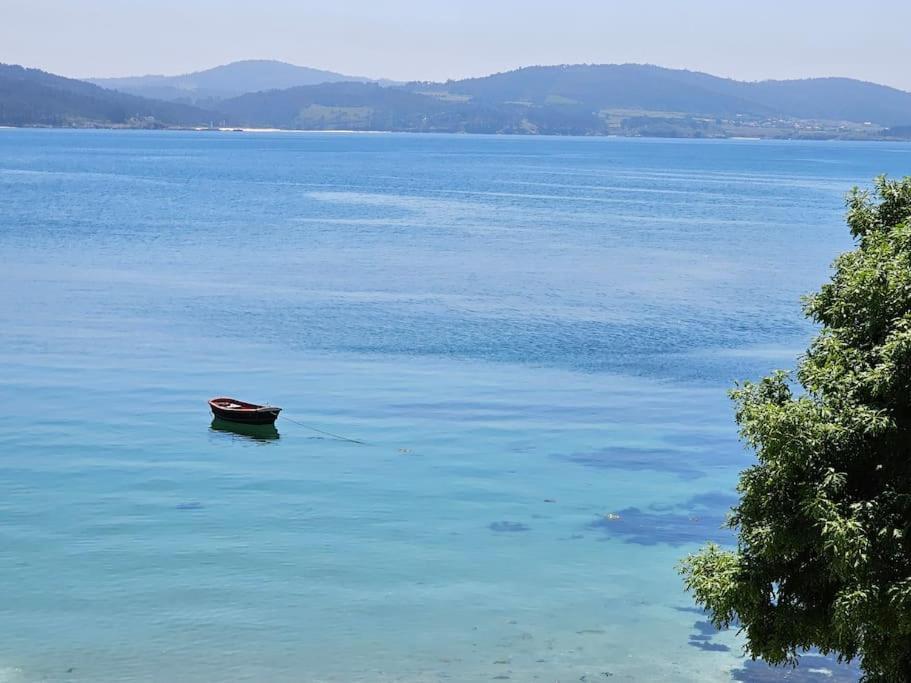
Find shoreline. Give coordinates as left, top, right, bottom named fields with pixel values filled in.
left=0, top=123, right=907, bottom=142
left=205, top=127, right=385, bottom=134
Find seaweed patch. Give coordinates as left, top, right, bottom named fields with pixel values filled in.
left=685, top=619, right=730, bottom=652
left=731, top=652, right=861, bottom=681
left=589, top=492, right=738, bottom=546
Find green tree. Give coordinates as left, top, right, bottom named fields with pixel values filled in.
left=679, top=176, right=911, bottom=681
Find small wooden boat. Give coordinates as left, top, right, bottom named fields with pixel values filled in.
left=208, top=397, right=281, bottom=425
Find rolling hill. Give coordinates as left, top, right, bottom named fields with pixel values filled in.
left=217, top=81, right=594, bottom=133
left=4, top=61, right=911, bottom=137
left=0, top=63, right=212, bottom=127
left=213, top=65, right=911, bottom=135
left=413, top=64, right=911, bottom=127
left=88, top=60, right=390, bottom=104
left=413, top=64, right=773, bottom=117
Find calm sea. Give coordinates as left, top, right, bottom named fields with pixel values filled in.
left=2, top=130, right=907, bottom=682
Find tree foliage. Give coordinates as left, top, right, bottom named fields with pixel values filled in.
left=680, top=176, right=911, bottom=681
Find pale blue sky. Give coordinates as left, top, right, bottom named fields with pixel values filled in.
left=2, top=0, right=910, bottom=90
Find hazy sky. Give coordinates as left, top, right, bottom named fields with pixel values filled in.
left=3, top=0, right=911, bottom=90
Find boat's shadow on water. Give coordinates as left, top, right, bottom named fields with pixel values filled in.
left=209, top=417, right=280, bottom=443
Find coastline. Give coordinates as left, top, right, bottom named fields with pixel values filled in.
left=203, top=127, right=386, bottom=134
left=0, top=123, right=907, bottom=142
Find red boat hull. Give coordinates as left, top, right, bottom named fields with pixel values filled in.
left=208, top=397, right=281, bottom=425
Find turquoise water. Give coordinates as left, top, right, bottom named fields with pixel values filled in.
left=2, top=130, right=908, bottom=682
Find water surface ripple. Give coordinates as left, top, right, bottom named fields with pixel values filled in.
left=2, top=130, right=902, bottom=682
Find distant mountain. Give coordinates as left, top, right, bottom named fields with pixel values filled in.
left=639, top=68, right=911, bottom=126
left=218, top=81, right=558, bottom=133
left=733, top=78, right=911, bottom=127
left=414, top=64, right=911, bottom=127
left=0, top=63, right=212, bottom=127
left=213, top=64, right=911, bottom=135
left=414, top=64, right=773, bottom=118
left=5, top=61, right=911, bottom=137
left=89, top=60, right=390, bottom=104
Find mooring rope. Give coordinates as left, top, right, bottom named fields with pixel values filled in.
left=279, top=415, right=367, bottom=445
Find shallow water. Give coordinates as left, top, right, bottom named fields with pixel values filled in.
left=2, top=130, right=907, bottom=681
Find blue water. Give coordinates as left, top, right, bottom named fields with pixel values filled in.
left=2, top=130, right=907, bottom=682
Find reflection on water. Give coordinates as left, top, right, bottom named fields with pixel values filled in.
left=209, top=417, right=280, bottom=442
